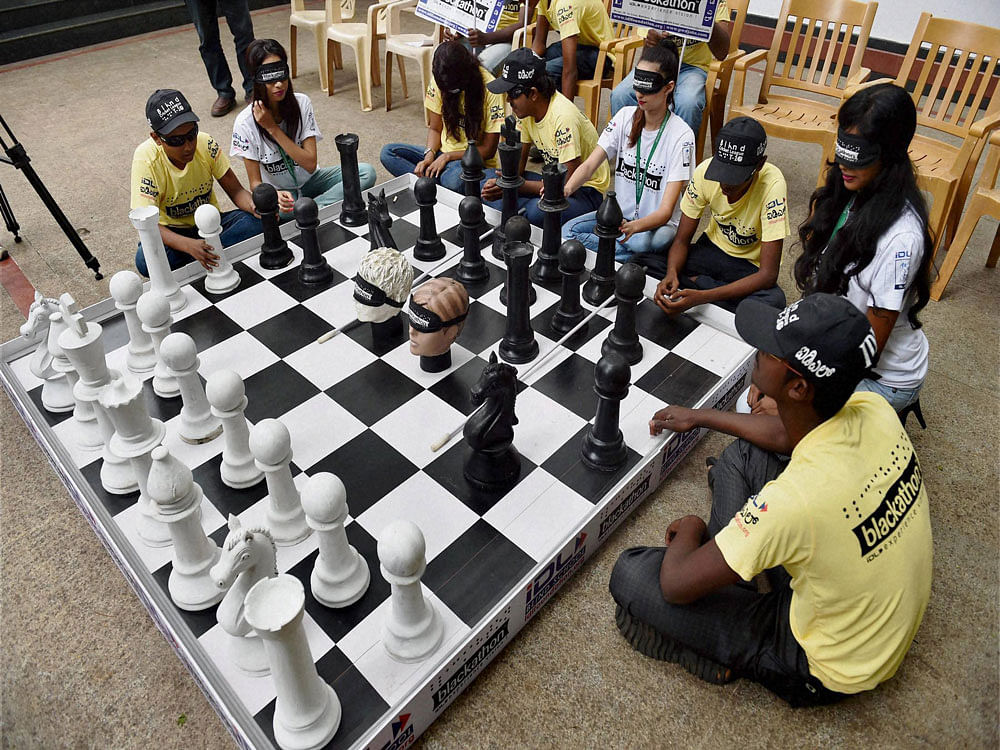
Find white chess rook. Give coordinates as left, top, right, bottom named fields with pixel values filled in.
left=147, top=445, right=225, bottom=611
left=195, top=204, right=241, bottom=294
left=136, top=290, right=180, bottom=399
left=249, top=419, right=311, bottom=546
left=301, top=473, right=370, bottom=608
left=109, top=270, right=157, bottom=374
left=206, top=370, right=263, bottom=489
left=47, top=311, right=102, bottom=449
left=129, top=205, right=188, bottom=313
left=378, top=520, right=443, bottom=663
left=159, top=332, right=223, bottom=444
left=56, top=295, right=138, bottom=494
left=98, top=370, right=171, bottom=547
left=244, top=575, right=341, bottom=750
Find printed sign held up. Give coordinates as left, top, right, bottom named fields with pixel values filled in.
left=415, top=0, right=507, bottom=37
left=610, top=0, right=718, bottom=41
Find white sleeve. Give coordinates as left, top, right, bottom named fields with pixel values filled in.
left=297, top=94, right=322, bottom=142
left=597, top=108, right=628, bottom=163
left=230, top=112, right=258, bottom=160
left=865, top=223, right=925, bottom=312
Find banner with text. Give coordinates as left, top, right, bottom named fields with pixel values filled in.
left=610, top=0, right=718, bottom=41
left=415, top=0, right=507, bottom=36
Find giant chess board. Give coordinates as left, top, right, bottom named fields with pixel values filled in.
left=0, top=175, right=753, bottom=750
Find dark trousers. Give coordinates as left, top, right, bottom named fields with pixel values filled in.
left=185, top=0, right=255, bottom=99
left=681, top=233, right=786, bottom=312
left=609, top=439, right=847, bottom=707
left=483, top=173, right=603, bottom=228
left=543, top=41, right=612, bottom=83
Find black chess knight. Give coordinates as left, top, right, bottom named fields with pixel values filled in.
left=463, top=353, right=521, bottom=491
left=367, top=189, right=397, bottom=251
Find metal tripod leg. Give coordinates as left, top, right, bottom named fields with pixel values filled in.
left=0, top=182, right=21, bottom=261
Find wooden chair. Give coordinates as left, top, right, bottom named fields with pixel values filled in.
left=930, top=130, right=1000, bottom=300
left=383, top=0, right=443, bottom=124
left=290, top=0, right=334, bottom=91
left=831, top=13, right=1000, bottom=259
left=695, top=0, right=750, bottom=161
left=325, top=0, right=394, bottom=111
left=729, top=0, right=877, bottom=159
left=578, top=18, right=641, bottom=127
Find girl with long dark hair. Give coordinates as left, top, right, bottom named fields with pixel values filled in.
left=794, top=82, right=931, bottom=410
left=380, top=41, right=504, bottom=193
left=231, top=38, right=376, bottom=214
left=562, top=42, right=694, bottom=261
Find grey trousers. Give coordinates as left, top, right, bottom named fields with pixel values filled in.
left=609, top=439, right=846, bottom=707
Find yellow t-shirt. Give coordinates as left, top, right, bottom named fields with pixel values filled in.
left=680, top=159, right=789, bottom=265
left=537, top=0, right=611, bottom=48
left=637, top=0, right=728, bottom=72
left=425, top=68, right=506, bottom=168
left=130, top=132, right=229, bottom=229
left=496, top=0, right=526, bottom=29
left=517, top=92, right=610, bottom=194
left=715, top=393, right=933, bottom=694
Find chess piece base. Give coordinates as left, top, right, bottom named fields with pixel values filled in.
left=100, top=458, right=139, bottom=495
left=229, top=632, right=270, bottom=677
left=169, top=548, right=226, bottom=611
left=464, top=444, right=522, bottom=492
left=41, top=379, right=74, bottom=413
left=260, top=246, right=294, bottom=270
left=298, top=262, right=334, bottom=286
left=273, top=682, right=342, bottom=750
left=221, top=459, right=265, bottom=489
left=311, top=547, right=371, bottom=609
left=382, top=603, right=444, bottom=663
left=205, top=267, right=241, bottom=294
left=414, top=238, right=446, bottom=262
left=580, top=428, right=628, bottom=473
left=180, top=422, right=223, bottom=445
left=339, top=208, right=368, bottom=227
left=419, top=352, right=451, bottom=373
left=582, top=276, right=617, bottom=307
left=498, top=338, right=538, bottom=365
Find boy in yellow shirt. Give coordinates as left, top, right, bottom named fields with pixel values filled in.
left=131, top=89, right=260, bottom=277
left=531, top=0, right=613, bottom=100
left=611, top=294, right=932, bottom=705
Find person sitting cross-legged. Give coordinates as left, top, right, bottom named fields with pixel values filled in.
left=610, top=293, right=933, bottom=706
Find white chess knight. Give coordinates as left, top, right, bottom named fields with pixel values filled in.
left=109, top=270, right=157, bottom=374
left=210, top=514, right=277, bottom=676
left=243, top=575, right=341, bottom=750
left=20, top=292, right=74, bottom=412
left=249, top=419, right=311, bottom=546
left=301, top=473, right=370, bottom=608
left=195, top=204, right=241, bottom=294
left=378, top=520, right=443, bottom=663
left=129, top=204, right=188, bottom=313
left=205, top=370, right=263, bottom=489
left=159, top=332, right=223, bottom=444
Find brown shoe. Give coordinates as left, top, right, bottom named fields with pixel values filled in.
left=211, top=95, right=236, bottom=117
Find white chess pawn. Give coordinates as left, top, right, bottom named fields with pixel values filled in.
left=249, top=419, right=311, bottom=546
left=129, top=205, right=188, bottom=313
left=147, top=445, right=225, bottom=611
left=205, top=370, right=263, bottom=489
left=301, top=473, right=370, bottom=608
left=195, top=204, right=241, bottom=294
left=378, top=520, right=443, bottom=663
left=109, top=270, right=157, bottom=374
left=159, top=332, right=223, bottom=444
left=99, top=370, right=171, bottom=547
left=48, top=311, right=102, bottom=448
left=243, top=575, right=341, bottom=750
left=136, top=290, right=179, bottom=399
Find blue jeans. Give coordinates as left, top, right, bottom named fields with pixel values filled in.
left=855, top=378, right=922, bottom=412
left=286, top=164, right=378, bottom=208
left=544, top=42, right=610, bottom=85
left=380, top=143, right=495, bottom=194
left=564, top=211, right=678, bottom=263
left=184, top=0, right=255, bottom=100
left=135, top=209, right=261, bottom=277
left=478, top=42, right=513, bottom=74
left=679, top=233, right=785, bottom=313
left=611, top=63, right=708, bottom=136
left=484, top=173, right=604, bottom=228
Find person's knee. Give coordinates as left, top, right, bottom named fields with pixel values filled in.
left=609, top=546, right=664, bottom=605
left=358, top=162, right=377, bottom=190
left=438, top=168, right=464, bottom=193
left=523, top=201, right=545, bottom=227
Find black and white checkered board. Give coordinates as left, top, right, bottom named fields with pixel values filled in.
left=0, top=176, right=753, bottom=750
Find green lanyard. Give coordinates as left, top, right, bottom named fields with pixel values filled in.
left=276, top=143, right=300, bottom=192
left=633, top=112, right=669, bottom=218
left=829, top=195, right=855, bottom=243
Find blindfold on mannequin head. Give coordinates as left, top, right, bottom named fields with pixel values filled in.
left=354, top=275, right=404, bottom=308
left=407, top=297, right=467, bottom=333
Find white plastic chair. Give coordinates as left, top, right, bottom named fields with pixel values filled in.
left=383, top=0, right=442, bottom=124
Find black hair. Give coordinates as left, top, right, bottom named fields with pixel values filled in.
left=628, top=40, right=680, bottom=148
left=531, top=71, right=558, bottom=100
left=794, top=83, right=932, bottom=330
left=246, top=38, right=301, bottom=147
left=432, top=41, right=486, bottom=145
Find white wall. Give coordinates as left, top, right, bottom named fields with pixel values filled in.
left=748, top=0, right=1000, bottom=46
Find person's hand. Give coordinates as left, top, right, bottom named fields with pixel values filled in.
left=659, top=287, right=703, bottom=315
left=481, top=177, right=502, bottom=201
left=620, top=219, right=641, bottom=241
left=653, top=270, right=679, bottom=313
left=276, top=190, right=296, bottom=213
left=467, top=28, right=486, bottom=47
left=252, top=101, right=277, bottom=134
left=414, top=153, right=434, bottom=177
left=747, top=385, right=779, bottom=416
left=665, top=515, right=707, bottom=547
left=426, top=153, right=450, bottom=178
left=442, top=28, right=457, bottom=42
left=182, top=238, right=219, bottom=270
left=644, top=29, right=663, bottom=47
left=649, top=404, right=699, bottom=436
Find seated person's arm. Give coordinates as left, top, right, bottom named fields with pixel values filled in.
left=559, top=34, right=579, bottom=100
left=421, top=112, right=456, bottom=178
left=242, top=158, right=295, bottom=213
left=478, top=131, right=501, bottom=164
left=217, top=168, right=258, bottom=216
left=654, top=212, right=698, bottom=311
left=621, top=179, right=685, bottom=239
left=707, top=13, right=732, bottom=60
left=868, top=308, right=900, bottom=355
left=659, top=515, right=741, bottom=604
left=531, top=14, right=551, bottom=58
left=649, top=402, right=792, bottom=455
left=664, top=238, right=782, bottom=313
left=563, top=144, right=608, bottom=196
left=481, top=140, right=530, bottom=201
left=158, top=225, right=219, bottom=270
left=253, top=102, right=318, bottom=173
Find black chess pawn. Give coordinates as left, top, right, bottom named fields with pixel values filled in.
left=335, top=133, right=367, bottom=227
left=294, top=198, right=334, bottom=285
left=498, top=230, right=538, bottom=364
left=551, top=239, right=587, bottom=338
left=413, top=177, right=446, bottom=261
left=531, top=160, right=568, bottom=284
left=458, top=141, right=493, bottom=244
left=499, top=216, right=536, bottom=307
left=456, top=196, right=490, bottom=287
left=582, top=190, right=624, bottom=306
left=601, top=262, right=645, bottom=365
left=580, top=351, right=630, bottom=472
left=253, top=183, right=293, bottom=270
left=492, top=116, right=524, bottom=261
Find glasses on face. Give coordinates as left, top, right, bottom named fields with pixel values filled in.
left=759, top=350, right=803, bottom=377
left=159, top=124, right=198, bottom=147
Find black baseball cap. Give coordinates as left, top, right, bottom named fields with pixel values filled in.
left=705, top=116, right=767, bottom=184
left=145, top=89, right=199, bottom=135
left=488, top=48, right=547, bottom=94
left=735, top=294, right=878, bottom=390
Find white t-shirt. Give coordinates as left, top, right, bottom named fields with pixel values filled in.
left=230, top=92, right=322, bottom=191
left=844, top=206, right=929, bottom=389
left=597, top=107, right=695, bottom=225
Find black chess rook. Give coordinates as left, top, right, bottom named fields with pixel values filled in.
left=335, top=133, right=368, bottom=227
left=551, top=239, right=587, bottom=338
left=582, top=190, right=623, bottom=306
left=456, top=196, right=490, bottom=287
left=492, top=116, right=524, bottom=261
left=413, top=177, right=446, bottom=261
left=499, top=216, right=536, bottom=307
left=530, top=160, right=567, bottom=284
left=253, top=183, right=293, bottom=270
left=601, top=263, right=645, bottom=365
left=294, top=197, right=334, bottom=285
left=580, top=351, right=630, bottom=472
left=498, top=232, right=538, bottom=364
